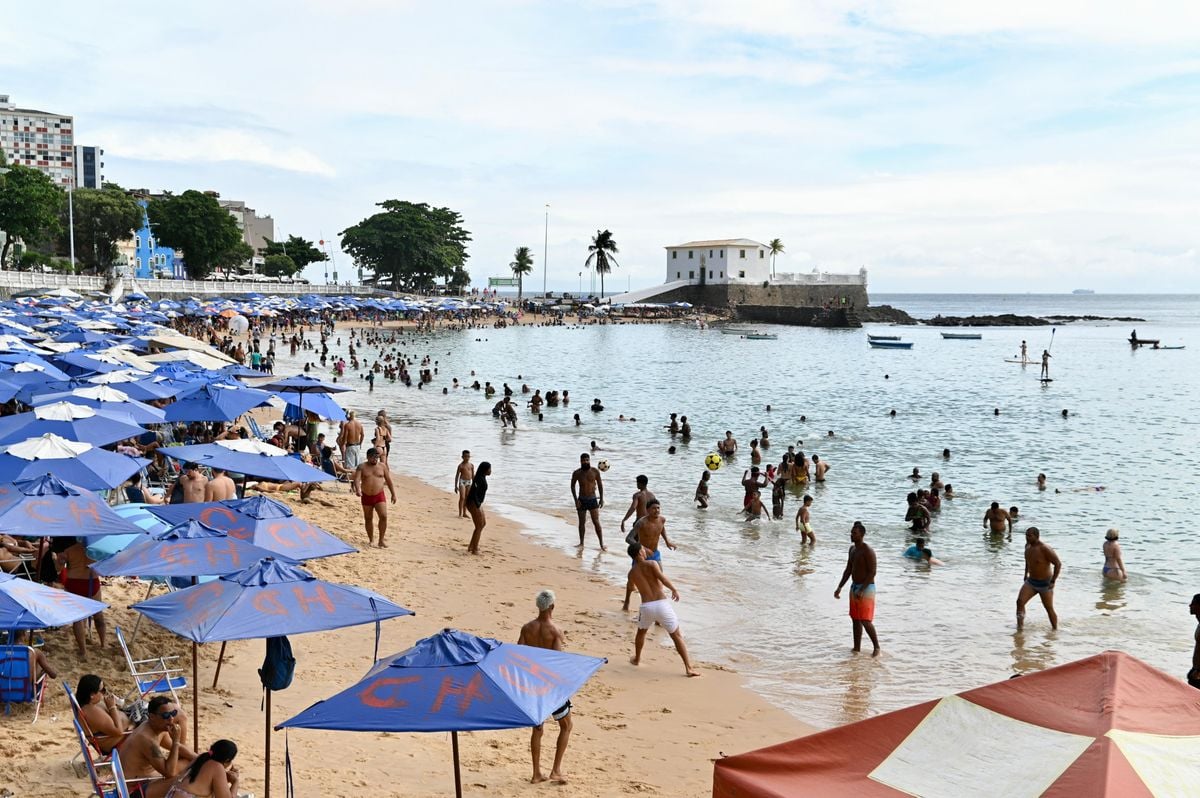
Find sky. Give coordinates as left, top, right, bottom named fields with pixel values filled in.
left=3, top=1, right=1199, bottom=292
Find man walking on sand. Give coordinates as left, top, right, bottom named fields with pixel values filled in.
left=518, top=590, right=573, bottom=784
left=454, top=450, right=475, bottom=518
left=622, top=499, right=676, bottom=611
left=352, top=447, right=396, bottom=547
left=338, top=410, right=364, bottom=470
left=834, top=521, right=880, bottom=656
left=1017, top=527, right=1062, bottom=630
left=570, top=453, right=605, bottom=550
left=628, top=542, right=700, bottom=677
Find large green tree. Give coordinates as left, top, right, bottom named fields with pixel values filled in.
left=146, top=190, right=242, bottom=279
left=0, top=164, right=64, bottom=268
left=213, top=241, right=254, bottom=278
left=263, top=235, right=327, bottom=277
left=60, top=185, right=143, bottom=273
left=768, top=237, right=785, bottom=279
left=261, top=253, right=297, bottom=278
left=340, top=201, right=471, bottom=291
left=510, top=246, right=534, bottom=301
left=585, top=229, right=619, bottom=298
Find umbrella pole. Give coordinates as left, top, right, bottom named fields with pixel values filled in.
left=265, top=687, right=272, bottom=798
left=452, top=730, right=462, bottom=798
left=192, top=640, right=199, bottom=746
left=212, top=641, right=227, bottom=689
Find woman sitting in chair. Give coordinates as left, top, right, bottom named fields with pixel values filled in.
left=0, top=533, right=36, bottom=574
left=76, top=675, right=134, bottom=755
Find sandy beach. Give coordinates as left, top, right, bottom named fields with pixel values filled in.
left=1, top=472, right=810, bottom=797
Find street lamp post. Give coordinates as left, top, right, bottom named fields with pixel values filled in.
left=67, top=177, right=76, bottom=269
left=543, top=204, right=549, bottom=298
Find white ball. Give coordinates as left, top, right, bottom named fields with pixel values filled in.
left=597, top=459, right=610, bottom=472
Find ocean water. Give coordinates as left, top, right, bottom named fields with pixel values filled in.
left=280, top=293, right=1200, bottom=729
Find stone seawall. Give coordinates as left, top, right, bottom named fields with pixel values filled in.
left=621, top=282, right=867, bottom=328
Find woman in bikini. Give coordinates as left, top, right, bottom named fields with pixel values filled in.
left=1102, top=528, right=1127, bottom=582
left=57, top=537, right=107, bottom=656
left=164, top=739, right=240, bottom=798
left=465, top=462, right=492, bottom=555
left=374, top=410, right=393, bottom=460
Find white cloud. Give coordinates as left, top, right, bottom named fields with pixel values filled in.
left=99, top=128, right=336, bottom=177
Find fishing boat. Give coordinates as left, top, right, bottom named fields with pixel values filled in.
left=869, top=340, right=913, bottom=349
left=743, top=333, right=778, bottom=341
left=720, top=328, right=758, bottom=335
left=867, top=334, right=901, bottom=341
left=941, top=333, right=983, bottom=340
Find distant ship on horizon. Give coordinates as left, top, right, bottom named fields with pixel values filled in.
left=1071, top=288, right=1096, bottom=295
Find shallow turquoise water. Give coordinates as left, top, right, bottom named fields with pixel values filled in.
left=286, top=294, right=1200, bottom=728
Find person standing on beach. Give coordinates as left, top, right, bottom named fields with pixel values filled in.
left=984, top=501, right=1013, bottom=538
left=352, top=447, right=397, bottom=548
left=518, top=590, right=573, bottom=784
left=338, top=410, right=364, bottom=470
left=204, top=467, right=237, bottom=501
left=1188, top=594, right=1200, bottom=690
left=1017, top=527, right=1062, bottom=630
left=1041, top=349, right=1052, bottom=379
left=465, top=462, right=491, bottom=554
left=570, top=453, right=606, bottom=550
left=627, top=542, right=700, bottom=677
left=1102, top=528, right=1127, bottom=582
left=619, top=475, right=656, bottom=539
left=622, top=499, right=676, bottom=611
left=373, top=411, right=392, bottom=460
left=834, top=521, right=880, bottom=656
left=172, top=462, right=208, bottom=504
left=454, top=450, right=475, bottom=518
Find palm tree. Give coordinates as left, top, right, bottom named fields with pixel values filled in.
left=510, top=246, right=534, bottom=301
left=585, top=229, right=619, bottom=298
left=769, top=238, right=785, bottom=279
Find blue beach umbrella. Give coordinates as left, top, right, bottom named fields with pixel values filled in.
left=148, top=496, right=355, bottom=560
left=160, top=441, right=336, bottom=483
left=86, top=502, right=166, bottom=562
left=282, top=392, right=347, bottom=422
left=164, top=383, right=274, bottom=423
left=0, top=401, right=146, bottom=446
left=0, top=572, right=108, bottom=630
left=92, top=520, right=286, bottom=578
left=278, top=629, right=607, bottom=798
left=132, top=557, right=414, bottom=797
left=0, top=434, right=148, bottom=490
left=0, top=474, right=147, bottom=538
left=262, top=373, right=353, bottom=419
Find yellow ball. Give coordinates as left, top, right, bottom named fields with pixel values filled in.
left=704, top=452, right=723, bottom=471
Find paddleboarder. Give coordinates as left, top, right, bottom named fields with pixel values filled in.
left=1040, top=349, right=1051, bottom=380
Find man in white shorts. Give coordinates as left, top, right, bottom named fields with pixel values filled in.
left=338, top=410, right=364, bottom=470
left=627, top=542, right=700, bottom=677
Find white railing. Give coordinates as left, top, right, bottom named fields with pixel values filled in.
left=0, top=270, right=106, bottom=289
left=137, top=279, right=381, bottom=296
left=772, top=270, right=867, bottom=286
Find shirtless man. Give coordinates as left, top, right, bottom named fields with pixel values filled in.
left=518, top=590, right=573, bottom=784
left=173, top=463, right=208, bottom=504
left=622, top=499, right=675, bottom=611
left=619, top=475, right=656, bottom=539
left=352, top=447, right=397, bottom=547
left=984, top=501, right=1013, bottom=537
left=741, top=467, right=768, bottom=511
left=664, top=413, right=679, bottom=435
left=204, top=467, right=237, bottom=502
left=118, top=696, right=195, bottom=796
left=679, top=416, right=691, bottom=439
left=570, top=453, right=605, bottom=550
left=720, top=430, right=738, bottom=456
left=627, top=542, right=699, bottom=676
left=794, top=494, right=816, bottom=543
left=1188, top=594, right=1200, bottom=690
left=834, top=522, right=880, bottom=656
left=454, top=450, right=475, bottom=518
left=1017, top=527, right=1062, bottom=630
left=812, top=454, right=830, bottom=482
left=338, top=410, right=365, bottom=470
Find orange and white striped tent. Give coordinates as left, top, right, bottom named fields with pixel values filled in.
left=714, top=651, right=1200, bottom=797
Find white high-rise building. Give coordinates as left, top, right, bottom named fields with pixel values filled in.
left=0, top=94, right=75, bottom=187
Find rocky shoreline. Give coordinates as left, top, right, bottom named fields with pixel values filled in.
left=858, top=305, right=1145, bottom=327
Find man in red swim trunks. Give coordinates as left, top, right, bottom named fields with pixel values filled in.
left=352, top=447, right=396, bottom=547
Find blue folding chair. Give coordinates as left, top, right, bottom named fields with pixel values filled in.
left=0, top=644, right=46, bottom=721
left=116, top=625, right=187, bottom=703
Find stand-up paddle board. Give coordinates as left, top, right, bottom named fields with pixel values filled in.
left=1005, top=359, right=1033, bottom=364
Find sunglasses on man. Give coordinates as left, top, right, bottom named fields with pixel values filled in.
left=158, top=709, right=179, bottom=720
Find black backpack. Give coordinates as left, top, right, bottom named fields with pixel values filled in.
left=259, top=635, right=295, bottom=692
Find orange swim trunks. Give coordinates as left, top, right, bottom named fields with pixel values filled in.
left=849, top=583, right=876, bottom=621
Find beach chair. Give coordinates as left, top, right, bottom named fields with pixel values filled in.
left=116, top=625, right=187, bottom=704
left=72, top=715, right=147, bottom=798
left=248, top=416, right=270, bottom=440
left=64, top=681, right=135, bottom=766
left=0, top=644, right=46, bottom=721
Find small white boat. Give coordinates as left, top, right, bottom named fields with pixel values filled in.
left=941, top=333, right=982, bottom=340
